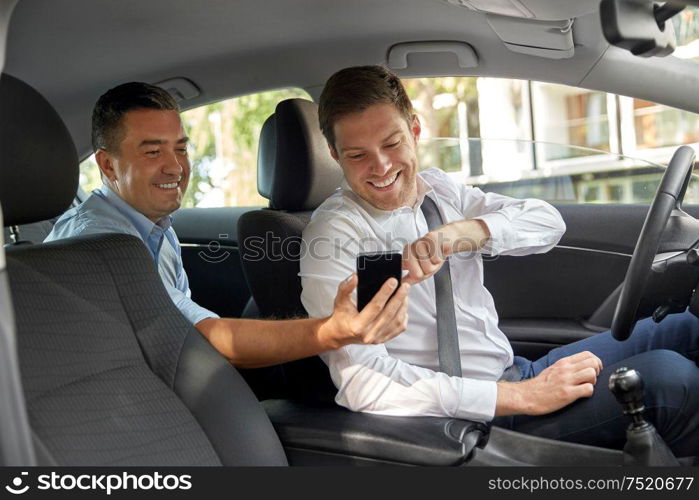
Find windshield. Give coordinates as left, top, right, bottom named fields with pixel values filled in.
left=419, top=137, right=699, bottom=205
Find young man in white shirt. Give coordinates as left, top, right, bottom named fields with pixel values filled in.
left=299, top=66, right=699, bottom=457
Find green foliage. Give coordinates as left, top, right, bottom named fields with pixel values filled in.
left=673, top=6, right=699, bottom=47
left=76, top=87, right=310, bottom=208
left=404, top=77, right=479, bottom=135
left=79, top=155, right=102, bottom=194
left=404, top=77, right=482, bottom=173
left=181, top=87, right=310, bottom=207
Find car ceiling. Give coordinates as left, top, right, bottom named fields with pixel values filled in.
left=4, top=0, right=699, bottom=157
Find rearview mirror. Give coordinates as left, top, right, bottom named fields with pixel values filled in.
left=600, top=0, right=683, bottom=57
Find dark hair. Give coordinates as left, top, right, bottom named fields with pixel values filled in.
left=91, top=82, right=179, bottom=152
left=318, top=65, right=414, bottom=147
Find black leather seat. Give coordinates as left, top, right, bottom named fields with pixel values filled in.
left=238, top=98, right=344, bottom=403
left=0, top=74, right=287, bottom=466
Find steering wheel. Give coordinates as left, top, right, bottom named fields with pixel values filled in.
left=611, top=145, right=697, bottom=341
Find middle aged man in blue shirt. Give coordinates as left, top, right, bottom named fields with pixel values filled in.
left=46, top=81, right=410, bottom=369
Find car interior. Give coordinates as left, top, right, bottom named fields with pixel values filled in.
left=2, top=0, right=699, bottom=466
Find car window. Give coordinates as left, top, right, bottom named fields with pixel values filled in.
left=78, top=87, right=311, bottom=207
left=672, top=5, right=699, bottom=63
left=404, top=77, right=699, bottom=204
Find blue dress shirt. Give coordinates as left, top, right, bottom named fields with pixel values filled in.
left=45, top=185, right=218, bottom=325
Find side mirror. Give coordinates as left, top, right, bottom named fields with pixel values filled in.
left=600, top=0, right=684, bottom=57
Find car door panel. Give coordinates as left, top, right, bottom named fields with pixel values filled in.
left=171, top=206, right=262, bottom=318
left=484, top=246, right=630, bottom=319
left=485, top=203, right=699, bottom=358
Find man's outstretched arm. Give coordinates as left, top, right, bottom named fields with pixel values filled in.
left=195, top=274, right=410, bottom=368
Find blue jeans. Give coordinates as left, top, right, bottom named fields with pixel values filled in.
left=492, top=311, right=699, bottom=458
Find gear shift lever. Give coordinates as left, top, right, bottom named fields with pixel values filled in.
left=609, top=367, right=647, bottom=428
left=609, top=367, right=679, bottom=466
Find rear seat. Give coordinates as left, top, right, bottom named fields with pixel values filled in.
left=4, top=195, right=80, bottom=245
left=4, top=219, right=57, bottom=246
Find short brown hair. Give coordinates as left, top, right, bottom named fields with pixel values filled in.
left=318, top=65, right=414, bottom=147
left=92, top=82, right=179, bottom=153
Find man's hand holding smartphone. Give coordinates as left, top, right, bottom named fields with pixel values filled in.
left=321, top=270, right=410, bottom=349
left=319, top=251, right=408, bottom=349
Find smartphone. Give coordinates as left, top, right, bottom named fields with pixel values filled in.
left=356, top=251, right=402, bottom=311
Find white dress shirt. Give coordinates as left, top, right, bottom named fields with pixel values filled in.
left=299, top=168, right=565, bottom=422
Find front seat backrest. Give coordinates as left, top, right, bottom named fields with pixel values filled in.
left=0, top=74, right=287, bottom=465
left=240, top=98, right=343, bottom=318
left=238, top=98, right=343, bottom=402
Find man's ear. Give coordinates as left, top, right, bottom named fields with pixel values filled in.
left=95, top=149, right=116, bottom=182
left=328, top=143, right=340, bottom=163
left=411, top=114, right=421, bottom=144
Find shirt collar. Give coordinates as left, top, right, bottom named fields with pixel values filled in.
left=95, top=184, right=173, bottom=241
left=341, top=171, right=436, bottom=218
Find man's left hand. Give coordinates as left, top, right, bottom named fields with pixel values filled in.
left=402, top=231, right=446, bottom=285
left=402, top=219, right=490, bottom=285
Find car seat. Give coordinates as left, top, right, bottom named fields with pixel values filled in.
left=0, top=73, right=288, bottom=465
left=238, top=98, right=343, bottom=403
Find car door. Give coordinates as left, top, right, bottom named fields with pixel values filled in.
left=171, top=206, right=261, bottom=318
left=484, top=202, right=699, bottom=359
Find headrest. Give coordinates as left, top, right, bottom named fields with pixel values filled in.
left=0, top=74, right=78, bottom=227
left=257, top=98, right=343, bottom=211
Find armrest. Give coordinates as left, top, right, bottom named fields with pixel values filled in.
left=262, top=399, right=488, bottom=466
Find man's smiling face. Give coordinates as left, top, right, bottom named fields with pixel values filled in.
left=97, top=108, right=190, bottom=222
left=330, top=103, right=421, bottom=211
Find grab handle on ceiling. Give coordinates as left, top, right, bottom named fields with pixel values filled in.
left=387, top=41, right=479, bottom=70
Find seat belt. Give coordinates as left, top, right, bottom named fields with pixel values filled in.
left=420, top=196, right=462, bottom=377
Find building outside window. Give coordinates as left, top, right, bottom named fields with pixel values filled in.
left=401, top=4, right=699, bottom=208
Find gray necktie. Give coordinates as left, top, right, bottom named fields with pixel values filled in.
left=420, top=196, right=462, bottom=377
